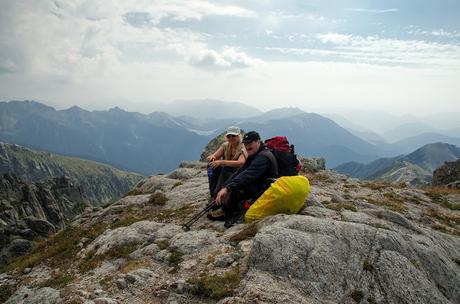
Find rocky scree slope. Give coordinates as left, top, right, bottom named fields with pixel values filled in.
left=0, top=142, right=143, bottom=206
left=0, top=173, right=89, bottom=265
left=1, top=162, right=459, bottom=303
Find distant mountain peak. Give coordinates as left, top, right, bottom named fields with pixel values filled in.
left=108, top=106, right=125, bottom=112
left=335, top=142, right=460, bottom=185
left=154, top=99, right=262, bottom=119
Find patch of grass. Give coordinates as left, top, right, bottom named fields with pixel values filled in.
left=367, top=296, right=377, bottom=304
left=424, top=208, right=460, bottom=228
left=410, top=259, right=420, bottom=269
left=168, top=249, right=184, bottom=267
left=37, top=272, right=75, bottom=288
left=425, top=186, right=460, bottom=196
left=123, top=188, right=144, bottom=197
left=110, top=215, right=141, bottom=229
left=0, top=222, right=107, bottom=273
left=172, top=181, right=183, bottom=189
left=188, top=267, right=240, bottom=299
left=148, top=192, right=167, bottom=205
left=350, top=289, right=364, bottom=302
left=325, top=203, right=357, bottom=212
left=99, top=275, right=114, bottom=289
left=153, top=204, right=196, bottom=222
left=407, top=195, right=424, bottom=205
left=0, top=283, right=18, bottom=303
left=363, top=259, right=374, bottom=272
left=344, top=183, right=358, bottom=189
left=425, top=190, right=460, bottom=210
left=431, top=223, right=459, bottom=236
left=155, top=239, right=169, bottom=250
left=119, top=258, right=151, bottom=274
left=110, top=203, right=196, bottom=230
left=364, top=181, right=391, bottom=191
left=79, top=243, right=139, bottom=273
left=229, top=223, right=258, bottom=242
left=305, top=173, right=331, bottom=185
left=360, top=195, right=407, bottom=213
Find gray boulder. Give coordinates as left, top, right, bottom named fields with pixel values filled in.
left=24, top=217, right=56, bottom=236
left=0, top=238, right=33, bottom=264
left=299, top=157, right=326, bottom=173
left=246, top=215, right=459, bottom=304
left=433, top=159, right=460, bottom=187
left=5, top=286, right=60, bottom=304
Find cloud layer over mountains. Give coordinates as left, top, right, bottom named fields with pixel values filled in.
left=1, top=1, right=459, bottom=114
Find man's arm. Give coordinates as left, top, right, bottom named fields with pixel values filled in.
left=224, top=155, right=271, bottom=191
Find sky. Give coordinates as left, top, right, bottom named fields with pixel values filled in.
left=0, top=0, right=459, bottom=115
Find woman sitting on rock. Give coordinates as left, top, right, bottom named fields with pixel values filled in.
left=206, top=126, right=247, bottom=199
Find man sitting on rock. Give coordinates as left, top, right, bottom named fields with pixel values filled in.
left=207, top=131, right=278, bottom=226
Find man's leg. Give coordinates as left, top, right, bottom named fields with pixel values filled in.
left=221, top=190, right=245, bottom=218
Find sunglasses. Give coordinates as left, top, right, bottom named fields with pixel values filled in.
left=226, top=134, right=238, bottom=138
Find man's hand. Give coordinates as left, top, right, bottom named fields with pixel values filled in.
left=215, top=187, right=229, bottom=205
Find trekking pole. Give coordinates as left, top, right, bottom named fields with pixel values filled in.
left=182, top=201, right=217, bottom=231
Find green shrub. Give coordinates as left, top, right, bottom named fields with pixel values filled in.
left=350, top=289, right=364, bottom=302
left=149, top=192, right=167, bottom=205
left=363, top=259, right=374, bottom=272
left=156, top=239, right=169, bottom=250
left=0, top=283, right=18, bottom=303
left=168, top=249, right=184, bottom=267
left=325, top=203, right=357, bottom=212
left=188, top=267, right=240, bottom=299
left=37, top=273, right=75, bottom=288
left=79, top=243, right=139, bottom=273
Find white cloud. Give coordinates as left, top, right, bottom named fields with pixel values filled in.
left=345, top=8, right=400, bottom=14
left=266, top=34, right=460, bottom=69
left=188, top=46, right=260, bottom=69
left=409, top=27, right=460, bottom=39
left=317, top=33, right=352, bottom=44
left=0, top=0, right=261, bottom=82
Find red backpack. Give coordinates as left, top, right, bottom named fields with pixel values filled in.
left=265, top=136, right=291, bottom=152
left=264, top=136, right=301, bottom=176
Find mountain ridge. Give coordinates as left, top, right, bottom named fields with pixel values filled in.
left=0, top=142, right=143, bottom=206
left=335, top=142, right=460, bottom=185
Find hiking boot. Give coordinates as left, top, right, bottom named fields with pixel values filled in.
left=224, top=213, right=244, bottom=229
left=207, top=209, right=226, bottom=221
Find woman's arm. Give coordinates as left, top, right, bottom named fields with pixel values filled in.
left=210, top=153, right=246, bottom=169
left=206, top=146, right=224, bottom=162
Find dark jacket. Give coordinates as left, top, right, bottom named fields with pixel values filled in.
left=223, top=143, right=277, bottom=199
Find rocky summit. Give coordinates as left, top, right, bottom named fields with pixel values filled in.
left=1, top=161, right=459, bottom=303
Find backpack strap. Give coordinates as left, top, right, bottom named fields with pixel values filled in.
left=260, top=149, right=279, bottom=177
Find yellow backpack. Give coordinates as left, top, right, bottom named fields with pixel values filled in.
left=245, top=175, right=310, bottom=222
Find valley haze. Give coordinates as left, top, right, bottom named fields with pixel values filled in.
left=1, top=100, right=459, bottom=176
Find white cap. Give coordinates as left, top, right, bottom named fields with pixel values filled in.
left=226, top=126, right=241, bottom=136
